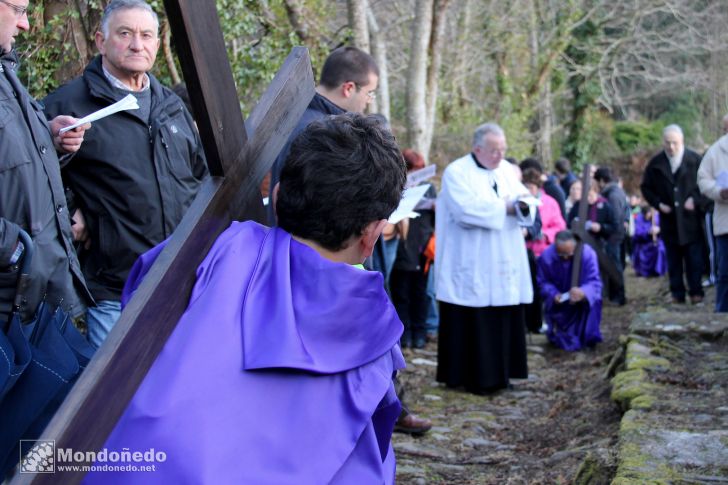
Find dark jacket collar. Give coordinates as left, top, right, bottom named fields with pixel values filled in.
left=308, top=92, right=345, bottom=116
left=0, top=49, right=19, bottom=71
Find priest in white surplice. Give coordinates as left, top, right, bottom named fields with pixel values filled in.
left=435, top=122, right=534, bottom=394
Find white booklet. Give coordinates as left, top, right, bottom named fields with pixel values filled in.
left=388, top=184, right=431, bottom=224
left=59, top=94, right=140, bottom=133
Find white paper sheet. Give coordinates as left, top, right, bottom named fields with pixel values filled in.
left=406, top=164, right=437, bottom=188
left=388, top=184, right=431, bottom=224
left=59, top=94, right=140, bottom=133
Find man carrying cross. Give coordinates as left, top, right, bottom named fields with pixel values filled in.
left=85, top=114, right=407, bottom=484
left=537, top=230, right=603, bottom=351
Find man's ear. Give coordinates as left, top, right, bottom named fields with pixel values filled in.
left=95, top=32, right=106, bottom=54
left=341, top=81, right=356, bottom=99
left=360, top=219, right=388, bottom=259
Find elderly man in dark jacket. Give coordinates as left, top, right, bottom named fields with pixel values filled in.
left=43, top=0, right=207, bottom=348
left=641, top=124, right=706, bottom=304
left=0, top=2, right=92, bottom=324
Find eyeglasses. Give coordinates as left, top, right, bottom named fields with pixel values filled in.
left=354, top=83, right=377, bottom=101
left=0, top=0, right=28, bottom=17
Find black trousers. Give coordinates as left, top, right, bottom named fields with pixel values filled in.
left=604, top=241, right=626, bottom=303
left=664, top=240, right=704, bottom=299
left=390, top=268, right=428, bottom=339
left=524, top=249, right=543, bottom=332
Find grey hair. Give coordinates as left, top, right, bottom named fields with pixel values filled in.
left=722, top=113, right=728, bottom=124
left=100, top=0, right=159, bottom=37
left=472, top=122, right=505, bottom=148
left=663, top=124, right=683, bottom=138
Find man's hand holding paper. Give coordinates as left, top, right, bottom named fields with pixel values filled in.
left=50, top=116, right=91, bottom=154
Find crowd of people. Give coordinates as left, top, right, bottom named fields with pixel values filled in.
left=2, top=0, right=728, bottom=481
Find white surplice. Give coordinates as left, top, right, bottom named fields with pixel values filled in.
left=435, top=154, right=534, bottom=307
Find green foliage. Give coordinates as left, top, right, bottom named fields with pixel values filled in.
left=16, top=4, right=93, bottom=99
left=614, top=121, right=662, bottom=154
left=216, top=0, right=333, bottom=116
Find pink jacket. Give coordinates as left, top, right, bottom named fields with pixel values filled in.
left=527, top=192, right=566, bottom=257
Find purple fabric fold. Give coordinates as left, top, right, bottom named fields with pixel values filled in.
left=537, top=244, right=603, bottom=351
left=87, top=221, right=404, bottom=484
left=632, top=213, right=667, bottom=277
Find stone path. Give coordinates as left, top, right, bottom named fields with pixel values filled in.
left=393, top=272, right=728, bottom=484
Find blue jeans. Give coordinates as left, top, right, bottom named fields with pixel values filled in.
left=86, top=299, right=122, bottom=349
left=371, top=238, right=399, bottom=295
left=425, top=263, right=439, bottom=335
left=715, top=235, right=728, bottom=312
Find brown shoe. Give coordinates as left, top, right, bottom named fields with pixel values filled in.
left=394, top=413, right=432, bottom=435
left=690, top=295, right=704, bottom=304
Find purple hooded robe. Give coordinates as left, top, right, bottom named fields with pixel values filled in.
left=536, top=243, right=602, bottom=351
left=83, top=221, right=405, bottom=484
left=632, top=212, right=667, bottom=277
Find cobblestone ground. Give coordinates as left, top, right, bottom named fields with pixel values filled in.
left=393, top=269, right=695, bottom=484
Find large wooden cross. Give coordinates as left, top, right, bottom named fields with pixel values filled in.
left=13, top=2, right=314, bottom=483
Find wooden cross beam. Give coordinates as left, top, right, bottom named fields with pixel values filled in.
left=570, top=164, right=622, bottom=287
left=12, top=1, right=314, bottom=483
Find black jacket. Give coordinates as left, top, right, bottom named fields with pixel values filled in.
left=640, top=149, right=704, bottom=245
left=601, top=182, right=628, bottom=244
left=392, top=185, right=436, bottom=272
left=544, top=176, right=567, bottom=218
left=43, top=56, right=207, bottom=300
left=0, top=51, right=91, bottom=322
left=567, top=196, right=616, bottom=243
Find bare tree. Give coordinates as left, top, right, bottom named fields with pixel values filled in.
left=420, top=0, right=452, bottom=158
left=347, top=0, right=370, bottom=51
left=405, top=0, right=433, bottom=154
left=367, top=8, right=389, bottom=119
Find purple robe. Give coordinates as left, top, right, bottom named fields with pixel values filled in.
left=632, top=212, right=667, bottom=277
left=536, top=244, right=603, bottom=351
left=84, top=221, right=405, bottom=484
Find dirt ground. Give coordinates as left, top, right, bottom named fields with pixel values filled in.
left=392, top=269, right=674, bottom=484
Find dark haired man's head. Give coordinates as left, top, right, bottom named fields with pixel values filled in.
left=317, top=47, right=379, bottom=113
left=519, top=157, right=544, bottom=174
left=554, top=158, right=572, bottom=177
left=593, top=167, right=613, bottom=184
left=555, top=230, right=577, bottom=260
left=276, top=113, right=406, bottom=257
left=522, top=168, right=543, bottom=193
